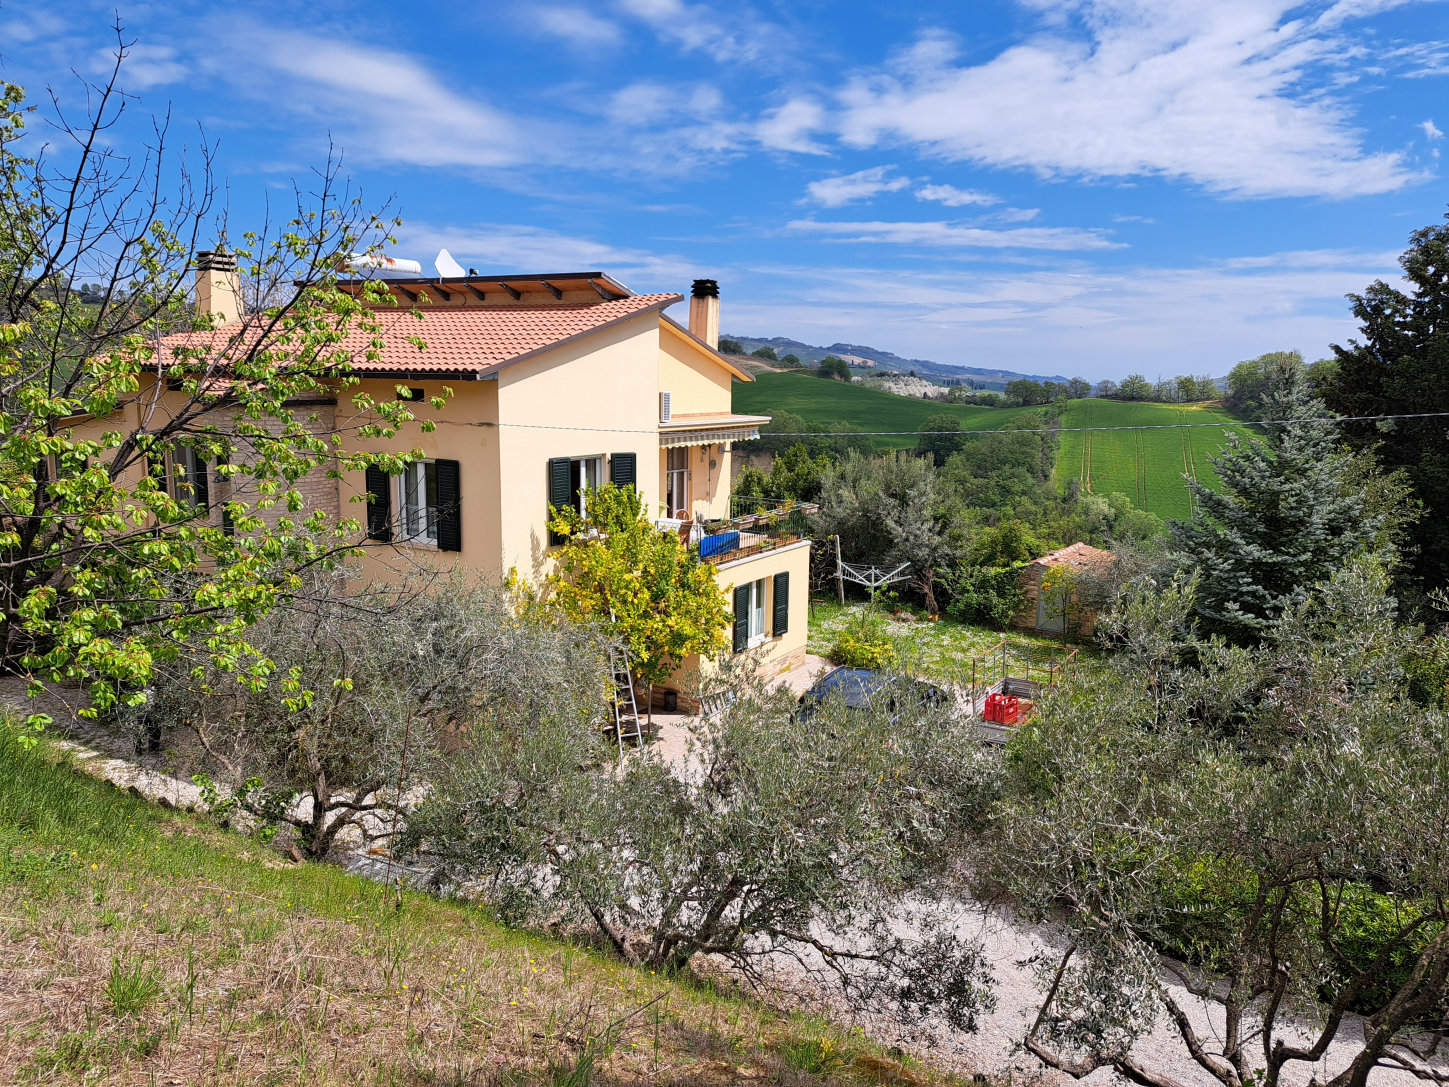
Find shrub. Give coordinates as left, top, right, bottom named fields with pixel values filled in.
left=945, top=565, right=1026, bottom=629
left=1404, top=636, right=1449, bottom=707
left=830, top=610, right=899, bottom=669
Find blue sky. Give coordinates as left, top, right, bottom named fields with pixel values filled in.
left=3, top=0, right=1447, bottom=380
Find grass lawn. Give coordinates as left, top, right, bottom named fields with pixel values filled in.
left=732, top=372, right=1036, bottom=450
left=806, top=598, right=1094, bottom=687
left=0, top=728, right=959, bottom=1086
left=1056, top=399, right=1253, bottom=522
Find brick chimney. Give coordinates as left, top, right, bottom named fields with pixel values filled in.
left=195, top=247, right=240, bottom=326
left=689, top=278, right=719, bottom=350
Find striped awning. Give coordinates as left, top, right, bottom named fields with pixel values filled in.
left=659, top=424, right=761, bottom=449
left=658, top=414, right=766, bottom=449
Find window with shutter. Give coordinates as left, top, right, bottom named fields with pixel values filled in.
left=609, top=452, right=637, bottom=490
left=170, top=447, right=208, bottom=510
left=365, top=464, right=393, bottom=542
left=435, top=459, right=461, bottom=552
left=547, top=457, right=572, bottom=544
left=732, top=584, right=750, bottom=653
left=772, top=571, right=789, bottom=636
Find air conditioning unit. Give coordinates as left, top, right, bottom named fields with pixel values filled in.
left=659, top=390, right=672, bottom=423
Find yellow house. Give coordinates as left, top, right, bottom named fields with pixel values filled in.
left=93, top=255, right=811, bottom=700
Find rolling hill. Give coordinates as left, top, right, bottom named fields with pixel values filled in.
left=1057, top=399, right=1253, bottom=523
left=726, top=335, right=1074, bottom=389
left=732, top=371, right=1038, bottom=449
left=733, top=372, right=1254, bottom=521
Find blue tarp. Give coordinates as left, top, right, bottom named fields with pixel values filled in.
left=699, top=531, right=740, bottom=559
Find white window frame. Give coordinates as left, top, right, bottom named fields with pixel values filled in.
left=747, top=577, right=767, bottom=648
left=400, top=460, right=440, bottom=545
left=571, top=455, right=602, bottom=516
left=665, top=447, right=691, bottom=515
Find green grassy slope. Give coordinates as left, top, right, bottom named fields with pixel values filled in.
left=733, top=374, right=1256, bottom=523
left=732, top=372, right=1036, bottom=449
left=1057, top=399, right=1253, bottom=523
left=0, top=729, right=952, bottom=1085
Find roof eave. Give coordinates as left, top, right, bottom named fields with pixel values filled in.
left=478, top=295, right=682, bottom=377
left=660, top=316, right=753, bottom=381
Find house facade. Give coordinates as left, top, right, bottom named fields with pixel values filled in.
left=75, top=257, right=811, bottom=699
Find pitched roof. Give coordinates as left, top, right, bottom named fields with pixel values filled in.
left=157, top=293, right=681, bottom=378
left=1030, top=542, right=1116, bottom=570
left=659, top=316, right=753, bottom=382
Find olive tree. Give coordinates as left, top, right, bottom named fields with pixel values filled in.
left=406, top=666, right=998, bottom=1030
left=985, top=562, right=1449, bottom=1087
left=141, top=574, right=610, bottom=858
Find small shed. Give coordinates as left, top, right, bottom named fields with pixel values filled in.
left=1011, top=542, right=1115, bottom=640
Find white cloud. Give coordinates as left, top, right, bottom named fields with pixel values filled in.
left=532, top=7, right=623, bottom=47
left=786, top=217, right=1121, bottom=250
left=394, top=223, right=699, bottom=289
left=1316, top=0, right=1423, bottom=28
left=757, top=98, right=828, bottom=154
left=916, top=184, right=1000, bottom=207
left=616, top=0, right=783, bottom=62
left=214, top=27, right=529, bottom=170
left=1422, top=120, right=1444, bottom=140
left=724, top=248, right=1399, bottom=379
left=835, top=2, right=1419, bottom=198
left=93, top=44, right=188, bottom=90
left=1386, top=40, right=1449, bottom=77
left=804, top=166, right=910, bottom=207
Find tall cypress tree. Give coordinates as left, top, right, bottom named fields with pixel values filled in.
left=1325, top=210, right=1449, bottom=588
left=1171, top=361, right=1375, bottom=642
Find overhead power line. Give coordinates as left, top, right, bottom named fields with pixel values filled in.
left=468, top=411, right=1449, bottom=438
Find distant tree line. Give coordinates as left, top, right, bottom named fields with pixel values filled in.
left=1093, top=372, right=1220, bottom=402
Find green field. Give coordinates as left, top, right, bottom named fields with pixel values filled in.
left=733, top=373, right=1255, bottom=523
left=732, top=371, right=1037, bottom=448
left=1057, top=399, right=1253, bottom=522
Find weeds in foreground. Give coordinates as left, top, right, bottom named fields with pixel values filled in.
left=0, top=727, right=970, bottom=1085
left=103, top=957, right=162, bottom=1016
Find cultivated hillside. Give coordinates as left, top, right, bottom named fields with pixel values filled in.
left=733, top=373, right=1253, bottom=521
left=1057, top=399, right=1252, bottom=522
left=725, top=335, right=1072, bottom=390
left=732, top=371, right=1037, bottom=449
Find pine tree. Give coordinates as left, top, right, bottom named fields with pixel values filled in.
left=1171, top=360, right=1376, bottom=642
left=1324, top=210, right=1449, bottom=588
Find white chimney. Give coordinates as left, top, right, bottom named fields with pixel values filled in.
left=195, top=248, right=241, bottom=326
left=688, top=278, right=719, bottom=350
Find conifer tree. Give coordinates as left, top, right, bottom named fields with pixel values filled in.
left=1325, top=209, right=1449, bottom=588
left=1171, top=360, right=1375, bottom=641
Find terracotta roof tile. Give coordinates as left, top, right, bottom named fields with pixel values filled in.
left=157, top=294, right=680, bottom=377
left=1031, top=541, right=1116, bottom=569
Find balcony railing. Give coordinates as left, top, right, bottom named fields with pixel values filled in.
left=694, top=496, right=816, bottom=565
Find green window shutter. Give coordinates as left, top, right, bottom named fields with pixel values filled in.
left=191, top=454, right=210, bottom=511
left=215, top=454, right=233, bottom=536
left=435, top=459, right=461, bottom=552
left=547, top=457, right=572, bottom=545
left=732, top=584, right=750, bottom=653
left=610, top=452, right=637, bottom=490
left=772, top=571, right=789, bottom=637
left=365, top=465, right=393, bottom=542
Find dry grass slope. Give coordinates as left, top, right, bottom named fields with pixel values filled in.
left=0, top=729, right=954, bottom=1086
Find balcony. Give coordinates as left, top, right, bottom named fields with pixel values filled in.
left=694, top=495, right=816, bottom=565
